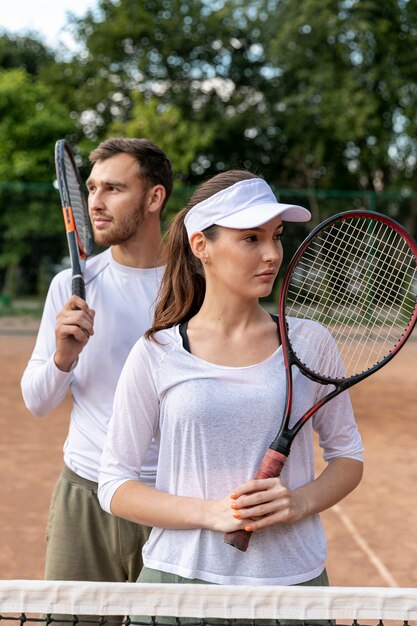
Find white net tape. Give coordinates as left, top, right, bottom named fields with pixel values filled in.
left=1, top=581, right=417, bottom=621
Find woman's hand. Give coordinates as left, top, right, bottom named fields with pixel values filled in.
left=226, top=457, right=363, bottom=533
left=202, top=494, right=257, bottom=533
left=201, top=479, right=306, bottom=534
left=227, top=477, right=308, bottom=532
left=108, top=459, right=363, bottom=534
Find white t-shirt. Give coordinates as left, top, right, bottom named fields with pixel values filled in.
left=21, top=248, right=163, bottom=483
left=98, top=319, right=364, bottom=585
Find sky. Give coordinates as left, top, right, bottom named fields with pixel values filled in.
left=0, top=0, right=99, bottom=50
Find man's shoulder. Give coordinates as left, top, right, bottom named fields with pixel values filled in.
left=46, top=250, right=110, bottom=302
left=82, top=248, right=112, bottom=285
left=51, top=249, right=110, bottom=283
left=85, top=248, right=111, bottom=274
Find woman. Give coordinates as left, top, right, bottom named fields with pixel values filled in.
left=98, top=170, right=363, bottom=589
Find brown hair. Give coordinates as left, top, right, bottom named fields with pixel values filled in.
left=89, top=137, right=173, bottom=211
left=146, top=169, right=258, bottom=339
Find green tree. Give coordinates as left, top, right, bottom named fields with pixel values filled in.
left=262, top=0, right=417, bottom=228
left=0, top=67, right=76, bottom=297
left=0, top=33, right=53, bottom=75
left=49, top=0, right=274, bottom=182
left=3, top=0, right=417, bottom=299
left=109, top=92, right=214, bottom=183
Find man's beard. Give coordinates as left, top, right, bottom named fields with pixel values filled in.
left=93, top=200, right=146, bottom=247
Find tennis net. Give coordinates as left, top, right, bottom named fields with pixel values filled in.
left=1, top=580, right=417, bottom=626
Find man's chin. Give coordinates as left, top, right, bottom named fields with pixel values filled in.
left=93, top=230, right=131, bottom=247
left=92, top=227, right=115, bottom=246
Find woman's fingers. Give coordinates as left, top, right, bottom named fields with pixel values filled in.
left=229, top=478, right=307, bottom=530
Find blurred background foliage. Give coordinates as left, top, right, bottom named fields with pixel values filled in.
left=1, top=0, right=417, bottom=304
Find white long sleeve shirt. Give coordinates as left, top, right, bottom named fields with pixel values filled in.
left=21, top=248, right=163, bottom=483
left=99, top=319, right=364, bottom=585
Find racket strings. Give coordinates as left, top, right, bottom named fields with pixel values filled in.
left=299, top=222, right=415, bottom=374
left=297, top=238, right=414, bottom=375
left=337, top=231, right=412, bottom=373
left=285, top=216, right=417, bottom=379
left=311, top=224, right=412, bottom=348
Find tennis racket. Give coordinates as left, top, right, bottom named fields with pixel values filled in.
left=54, top=139, right=93, bottom=300
left=224, top=210, right=417, bottom=551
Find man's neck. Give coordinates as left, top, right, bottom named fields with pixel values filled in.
left=110, top=234, right=166, bottom=268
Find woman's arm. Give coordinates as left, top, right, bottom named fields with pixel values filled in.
left=109, top=457, right=362, bottom=533
left=109, top=479, right=245, bottom=532
left=294, top=456, right=363, bottom=516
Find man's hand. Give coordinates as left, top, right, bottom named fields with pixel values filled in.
left=54, top=296, right=95, bottom=372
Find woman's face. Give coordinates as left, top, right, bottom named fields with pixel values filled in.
left=204, top=216, right=284, bottom=300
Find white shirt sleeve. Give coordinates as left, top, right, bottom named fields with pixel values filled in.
left=98, top=338, right=160, bottom=513
left=20, top=272, right=73, bottom=417
left=310, top=325, right=364, bottom=463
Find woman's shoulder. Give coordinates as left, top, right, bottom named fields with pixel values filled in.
left=287, top=316, right=329, bottom=338
left=287, top=317, right=336, bottom=355
left=133, top=325, right=181, bottom=359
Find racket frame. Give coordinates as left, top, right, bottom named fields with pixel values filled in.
left=275, top=209, right=417, bottom=453
left=54, top=139, right=93, bottom=300
left=224, top=209, right=417, bottom=551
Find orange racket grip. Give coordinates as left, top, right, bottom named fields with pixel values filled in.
left=223, top=449, right=287, bottom=552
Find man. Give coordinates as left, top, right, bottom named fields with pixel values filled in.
left=21, top=138, right=173, bottom=585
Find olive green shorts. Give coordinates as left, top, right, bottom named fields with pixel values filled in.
left=45, top=465, right=151, bottom=583
left=44, top=465, right=151, bottom=624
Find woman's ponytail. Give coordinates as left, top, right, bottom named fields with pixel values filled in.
left=145, top=208, right=206, bottom=338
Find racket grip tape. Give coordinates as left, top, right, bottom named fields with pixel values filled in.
left=223, top=448, right=287, bottom=552
left=72, top=274, right=86, bottom=300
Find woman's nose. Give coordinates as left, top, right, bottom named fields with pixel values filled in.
left=263, top=242, right=280, bottom=263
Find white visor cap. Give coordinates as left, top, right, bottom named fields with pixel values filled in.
left=184, top=178, right=311, bottom=239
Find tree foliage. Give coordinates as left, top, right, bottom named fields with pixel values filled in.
left=0, top=63, right=76, bottom=296
left=54, top=0, right=273, bottom=180
left=262, top=0, right=417, bottom=194
left=0, top=33, right=53, bottom=75
left=1, top=1, right=417, bottom=296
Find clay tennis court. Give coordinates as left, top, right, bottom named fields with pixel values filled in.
left=1, top=316, right=416, bottom=587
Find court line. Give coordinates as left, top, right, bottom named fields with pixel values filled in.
left=332, top=503, right=399, bottom=587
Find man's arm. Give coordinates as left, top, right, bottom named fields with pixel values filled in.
left=21, top=275, right=94, bottom=416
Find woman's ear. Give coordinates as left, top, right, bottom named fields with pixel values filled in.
left=189, top=231, right=208, bottom=264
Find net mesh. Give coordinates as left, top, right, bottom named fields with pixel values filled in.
left=284, top=215, right=417, bottom=379
left=0, top=581, right=416, bottom=626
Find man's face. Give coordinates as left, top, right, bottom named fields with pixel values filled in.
left=86, top=153, right=149, bottom=247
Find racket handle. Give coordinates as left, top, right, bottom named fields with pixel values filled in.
left=72, top=274, right=86, bottom=300
left=223, top=448, right=287, bottom=552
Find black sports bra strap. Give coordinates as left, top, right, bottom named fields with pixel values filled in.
left=270, top=313, right=282, bottom=344
left=179, top=315, right=280, bottom=354
left=179, top=321, right=191, bottom=353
